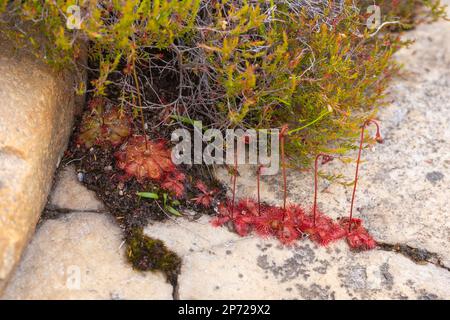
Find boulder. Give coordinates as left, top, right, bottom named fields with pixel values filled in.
left=0, top=35, right=84, bottom=292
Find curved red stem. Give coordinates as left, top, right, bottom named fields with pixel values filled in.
left=280, top=125, right=289, bottom=218
left=313, top=153, right=334, bottom=227
left=281, top=135, right=287, bottom=212
left=280, top=124, right=289, bottom=221
left=256, top=165, right=262, bottom=215
left=132, top=56, right=148, bottom=150
left=313, top=155, right=320, bottom=226
left=348, top=119, right=383, bottom=232
left=231, top=146, right=238, bottom=214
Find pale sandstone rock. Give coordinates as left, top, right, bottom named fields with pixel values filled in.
left=1, top=212, right=173, bottom=300
left=48, top=165, right=104, bottom=212
left=145, top=217, right=450, bottom=299
left=0, top=35, right=84, bottom=292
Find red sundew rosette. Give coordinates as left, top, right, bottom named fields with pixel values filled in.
left=114, top=135, right=176, bottom=183
left=339, top=218, right=377, bottom=251
left=300, top=211, right=347, bottom=246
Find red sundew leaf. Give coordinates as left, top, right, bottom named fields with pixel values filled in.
left=161, top=172, right=185, bottom=198
left=77, top=98, right=131, bottom=148
left=300, top=210, right=347, bottom=246
left=217, top=201, right=232, bottom=217
left=212, top=199, right=259, bottom=235
left=284, top=204, right=306, bottom=226
left=87, top=97, right=105, bottom=111
left=191, top=180, right=219, bottom=207
left=232, top=199, right=260, bottom=236
left=195, top=180, right=209, bottom=194
left=211, top=216, right=230, bottom=227
left=339, top=218, right=377, bottom=251
left=211, top=199, right=348, bottom=247
left=192, top=194, right=214, bottom=207
left=213, top=200, right=302, bottom=243
left=346, top=230, right=377, bottom=251
left=253, top=205, right=284, bottom=237
left=211, top=204, right=231, bottom=227
left=236, top=198, right=259, bottom=216
left=173, top=171, right=186, bottom=182
left=102, top=110, right=133, bottom=146
left=115, top=172, right=132, bottom=183
left=114, top=136, right=176, bottom=183
left=233, top=215, right=252, bottom=236
left=277, top=222, right=300, bottom=245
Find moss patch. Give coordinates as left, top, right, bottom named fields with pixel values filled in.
left=126, top=228, right=181, bottom=286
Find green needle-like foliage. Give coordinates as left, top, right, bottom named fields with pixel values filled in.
left=0, top=0, right=446, bottom=167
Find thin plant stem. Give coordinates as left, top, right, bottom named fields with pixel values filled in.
left=349, top=119, right=383, bottom=232
left=257, top=165, right=262, bottom=216
left=231, top=145, right=238, bottom=214
left=132, top=54, right=148, bottom=150
left=313, top=153, right=334, bottom=227
left=288, top=110, right=332, bottom=135
left=280, top=125, right=288, bottom=216
left=281, top=135, right=287, bottom=211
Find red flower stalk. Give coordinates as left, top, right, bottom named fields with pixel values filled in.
left=348, top=119, right=383, bottom=232
left=280, top=125, right=289, bottom=213
left=231, top=145, right=238, bottom=213
left=312, top=153, right=334, bottom=226
left=256, top=165, right=263, bottom=215
left=131, top=53, right=149, bottom=151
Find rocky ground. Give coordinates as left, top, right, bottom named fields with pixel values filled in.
left=1, top=4, right=449, bottom=299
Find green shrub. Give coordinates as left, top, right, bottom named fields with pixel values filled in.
left=0, top=0, right=446, bottom=167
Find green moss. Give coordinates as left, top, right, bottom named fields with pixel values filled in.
left=126, top=228, right=181, bottom=286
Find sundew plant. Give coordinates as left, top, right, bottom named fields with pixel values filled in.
left=0, top=0, right=447, bottom=278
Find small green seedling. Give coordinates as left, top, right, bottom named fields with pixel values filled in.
left=137, top=191, right=182, bottom=217
left=163, top=193, right=182, bottom=217
left=136, top=192, right=159, bottom=199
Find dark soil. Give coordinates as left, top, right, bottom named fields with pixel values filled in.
left=63, top=47, right=226, bottom=231
left=61, top=134, right=226, bottom=286
left=63, top=142, right=226, bottom=232
left=377, top=242, right=441, bottom=265
left=59, top=48, right=227, bottom=283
